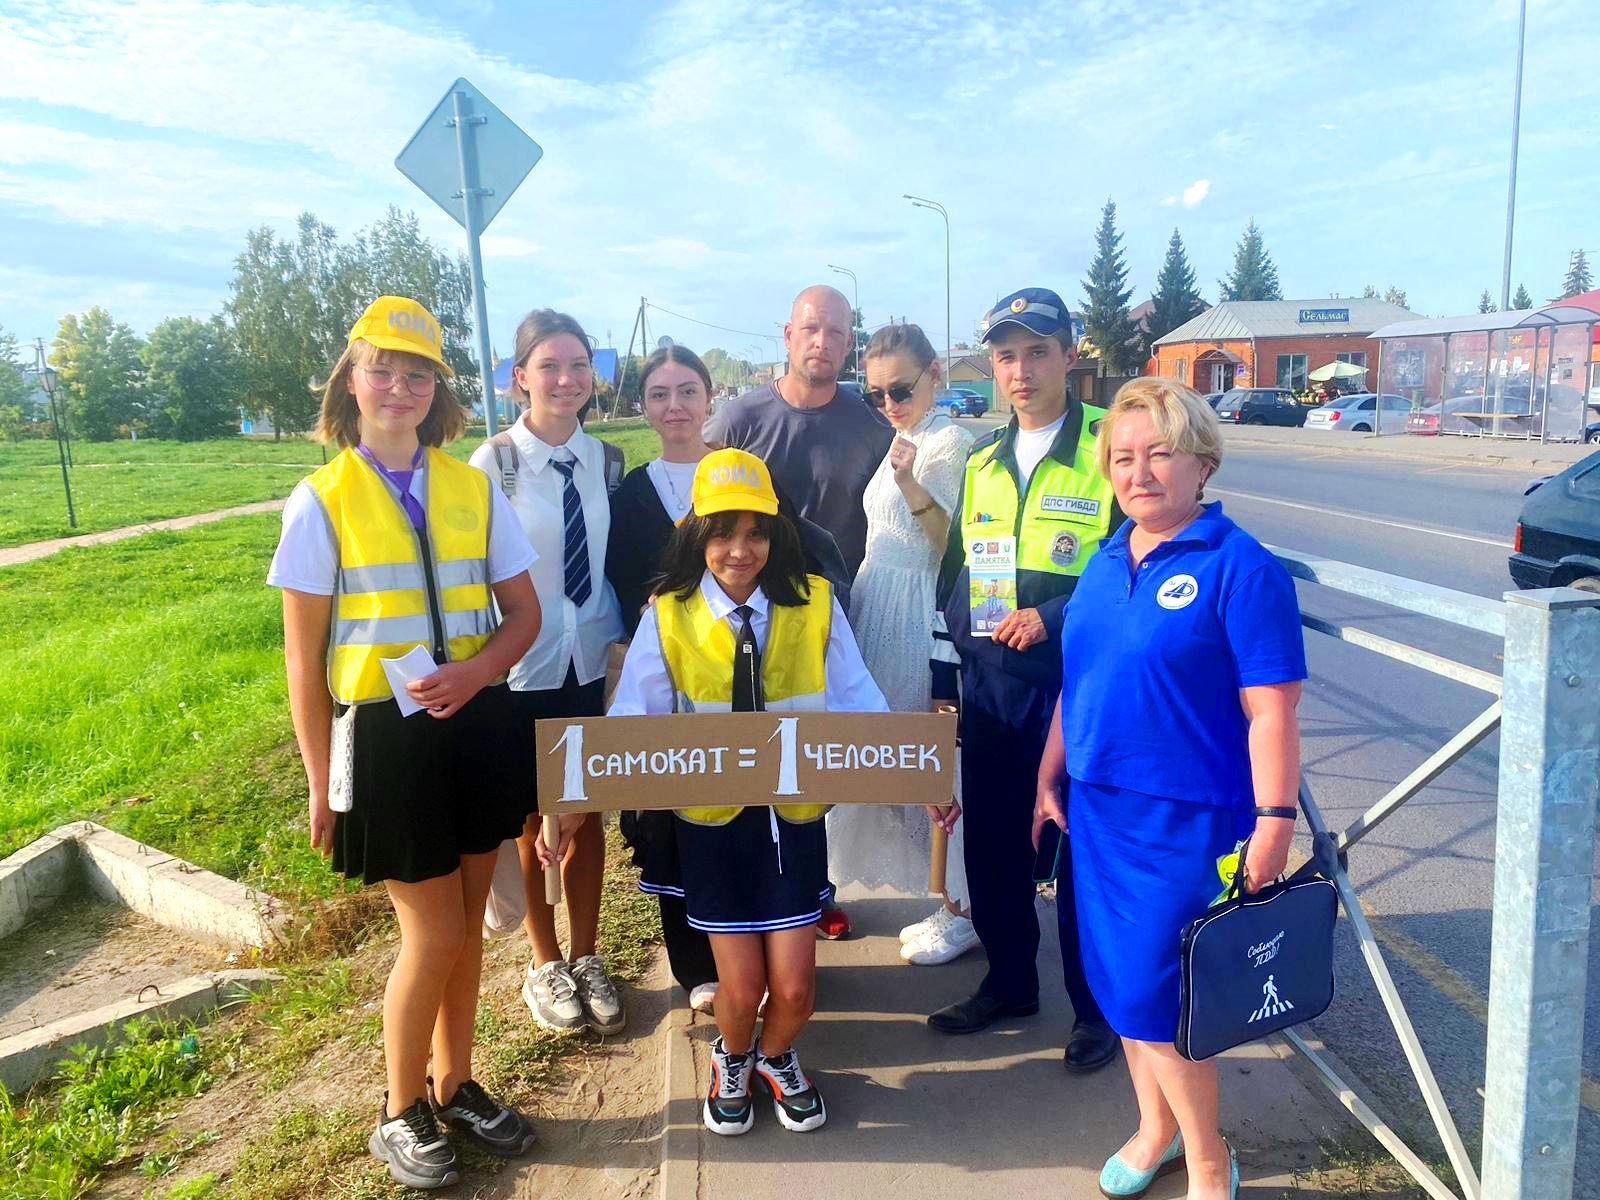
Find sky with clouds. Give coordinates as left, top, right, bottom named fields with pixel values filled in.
left=2, top=0, right=1596, bottom=364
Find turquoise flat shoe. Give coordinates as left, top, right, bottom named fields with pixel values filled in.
left=1098, top=1132, right=1184, bottom=1199
left=1228, top=1138, right=1240, bottom=1199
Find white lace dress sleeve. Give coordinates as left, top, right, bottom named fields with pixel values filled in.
left=826, top=412, right=975, bottom=906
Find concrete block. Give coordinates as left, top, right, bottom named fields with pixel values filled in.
left=143, top=856, right=283, bottom=949
left=0, top=829, right=81, bottom=941
left=75, top=823, right=174, bottom=913
left=0, top=968, right=278, bottom=1095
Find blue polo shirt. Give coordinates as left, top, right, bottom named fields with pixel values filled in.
left=1060, top=503, right=1306, bottom=809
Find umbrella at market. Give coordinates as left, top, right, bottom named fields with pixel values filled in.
left=1309, top=361, right=1368, bottom=382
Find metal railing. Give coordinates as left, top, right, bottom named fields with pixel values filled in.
left=1268, top=545, right=1600, bottom=1200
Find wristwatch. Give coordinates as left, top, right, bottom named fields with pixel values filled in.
left=1253, top=806, right=1297, bottom=820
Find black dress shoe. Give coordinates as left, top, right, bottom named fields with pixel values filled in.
left=927, top=991, right=1040, bottom=1035
left=1064, top=1018, right=1120, bottom=1073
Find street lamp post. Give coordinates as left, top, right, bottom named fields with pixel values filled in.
left=827, top=264, right=860, bottom=381
left=904, top=194, right=951, bottom=384
left=1500, top=0, right=1527, bottom=312
left=34, top=342, right=75, bottom=529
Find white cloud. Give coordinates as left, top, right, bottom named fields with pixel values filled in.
left=479, top=235, right=544, bottom=261
left=1182, top=179, right=1212, bottom=208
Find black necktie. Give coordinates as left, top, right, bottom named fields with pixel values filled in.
left=731, top=605, right=765, bottom=712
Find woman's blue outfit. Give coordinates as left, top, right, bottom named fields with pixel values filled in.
left=1061, top=503, right=1306, bottom=1042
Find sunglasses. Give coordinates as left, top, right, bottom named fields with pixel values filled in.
left=864, top=363, right=928, bottom=408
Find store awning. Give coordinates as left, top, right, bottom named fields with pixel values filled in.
left=1194, top=347, right=1244, bottom=363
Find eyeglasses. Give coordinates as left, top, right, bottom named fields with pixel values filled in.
left=360, top=365, right=437, bottom=396
left=863, top=364, right=928, bottom=408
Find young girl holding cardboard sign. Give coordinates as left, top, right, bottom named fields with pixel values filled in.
left=270, top=297, right=543, bottom=1189
left=545, top=448, right=887, bottom=1136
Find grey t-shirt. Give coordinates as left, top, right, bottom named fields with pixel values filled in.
left=704, top=381, right=893, bottom=579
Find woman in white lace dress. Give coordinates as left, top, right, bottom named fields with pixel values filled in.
left=828, top=324, right=978, bottom=964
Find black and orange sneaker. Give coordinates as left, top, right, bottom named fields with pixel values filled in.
left=756, top=1047, right=827, bottom=1132
left=704, top=1036, right=755, bottom=1136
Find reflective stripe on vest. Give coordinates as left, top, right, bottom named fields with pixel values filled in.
left=307, top=447, right=499, bottom=705
left=655, top=576, right=832, bottom=826
left=960, top=404, right=1117, bottom=577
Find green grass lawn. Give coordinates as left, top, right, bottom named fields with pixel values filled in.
left=0, top=419, right=661, bottom=548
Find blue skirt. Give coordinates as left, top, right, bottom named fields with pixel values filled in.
left=675, top=807, right=830, bottom=935
left=1069, top=778, right=1254, bottom=1043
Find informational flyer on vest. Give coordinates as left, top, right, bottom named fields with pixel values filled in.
left=533, top=712, right=957, bottom=814
left=968, top=536, right=1017, bottom=635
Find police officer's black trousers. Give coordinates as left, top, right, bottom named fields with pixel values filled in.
left=959, top=669, right=1103, bottom=1024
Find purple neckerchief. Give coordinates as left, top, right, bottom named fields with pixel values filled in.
left=357, top=444, right=427, bottom=531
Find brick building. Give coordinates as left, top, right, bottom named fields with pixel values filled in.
left=1151, top=299, right=1420, bottom=394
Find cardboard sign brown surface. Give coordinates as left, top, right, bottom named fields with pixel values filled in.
left=533, top=711, right=956, bottom=814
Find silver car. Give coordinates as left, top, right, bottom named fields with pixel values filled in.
left=1303, top=393, right=1411, bottom=435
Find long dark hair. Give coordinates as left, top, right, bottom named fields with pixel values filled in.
left=653, top=509, right=811, bottom=607
left=640, top=344, right=713, bottom=397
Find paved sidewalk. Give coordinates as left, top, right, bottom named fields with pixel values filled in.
left=660, top=886, right=1349, bottom=1200
left=0, top=499, right=285, bottom=568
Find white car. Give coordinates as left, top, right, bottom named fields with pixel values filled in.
left=1303, top=393, right=1412, bottom=435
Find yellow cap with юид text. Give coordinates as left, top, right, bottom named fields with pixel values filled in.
left=347, top=296, right=454, bottom=377
left=692, top=448, right=779, bottom=517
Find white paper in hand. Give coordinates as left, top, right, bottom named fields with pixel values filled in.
left=380, top=645, right=440, bottom=717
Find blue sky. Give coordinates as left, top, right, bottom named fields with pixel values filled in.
left=1, top=0, right=1596, bottom=364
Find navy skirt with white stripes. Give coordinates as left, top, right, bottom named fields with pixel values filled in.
left=675, top=806, right=829, bottom=934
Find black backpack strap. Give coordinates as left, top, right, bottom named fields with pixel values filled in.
left=601, top=439, right=625, bottom=497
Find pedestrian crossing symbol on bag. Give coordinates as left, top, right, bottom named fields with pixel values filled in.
left=1247, top=974, right=1293, bottom=1023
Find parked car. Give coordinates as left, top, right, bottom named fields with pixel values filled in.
left=1202, top=391, right=1227, bottom=409
left=934, top=387, right=988, bottom=417
left=1213, top=387, right=1308, bottom=427
left=1303, top=393, right=1412, bottom=435
left=1508, top=449, right=1600, bottom=592
left=1585, top=420, right=1600, bottom=446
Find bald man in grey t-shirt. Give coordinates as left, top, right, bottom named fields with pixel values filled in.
left=704, top=285, right=891, bottom=580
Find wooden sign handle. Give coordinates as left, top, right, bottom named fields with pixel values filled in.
left=929, top=821, right=948, bottom=896
left=542, top=814, right=562, bottom=905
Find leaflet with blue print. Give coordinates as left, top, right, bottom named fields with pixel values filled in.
left=968, top=536, right=1017, bottom=636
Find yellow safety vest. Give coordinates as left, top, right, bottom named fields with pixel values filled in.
left=655, top=576, right=832, bottom=826
left=306, top=447, right=499, bottom=705
left=960, top=403, right=1117, bottom=579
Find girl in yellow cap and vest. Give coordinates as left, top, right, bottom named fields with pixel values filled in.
left=550, top=448, right=887, bottom=1136
left=269, top=297, right=544, bottom=1190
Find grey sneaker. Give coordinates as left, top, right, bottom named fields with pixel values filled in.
left=522, top=960, right=586, bottom=1031
left=368, top=1097, right=460, bottom=1189
left=571, top=953, right=626, bottom=1034
left=430, top=1077, right=537, bottom=1157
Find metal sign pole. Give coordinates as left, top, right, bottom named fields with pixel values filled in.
left=450, top=89, right=499, bottom=438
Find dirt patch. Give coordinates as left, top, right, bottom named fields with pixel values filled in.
left=0, top=893, right=229, bottom=1040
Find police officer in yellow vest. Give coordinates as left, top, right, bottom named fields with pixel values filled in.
left=926, top=288, right=1121, bottom=1071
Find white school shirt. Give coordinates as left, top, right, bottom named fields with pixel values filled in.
left=607, top=571, right=890, bottom=717
left=646, top=458, right=698, bottom=525
left=467, top=420, right=624, bottom=690
left=266, top=462, right=537, bottom=595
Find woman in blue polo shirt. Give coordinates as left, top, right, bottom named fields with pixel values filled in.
left=1033, top=378, right=1305, bottom=1200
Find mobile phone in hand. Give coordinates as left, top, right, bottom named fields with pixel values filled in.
left=1033, top=819, right=1065, bottom=884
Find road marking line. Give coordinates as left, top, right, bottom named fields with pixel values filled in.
left=1208, top=487, right=1513, bottom=549
left=1361, top=911, right=1600, bottom=1116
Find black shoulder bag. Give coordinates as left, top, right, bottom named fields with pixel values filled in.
left=1175, top=833, right=1339, bottom=1062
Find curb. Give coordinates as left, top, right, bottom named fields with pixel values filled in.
left=1220, top=428, right=1589, bottom=475
left=659, top=990, right=701, bottom=1200
left=0, top=968, right=279, bottom=1094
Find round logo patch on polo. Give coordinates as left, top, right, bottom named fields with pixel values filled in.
left=1010, top=297, right=1028, bottom=313
left=1157, top=574, right=1199, bottom=610
left=1049, top=530, right=1078, bottom=565
left=443, top=504, right=480, bottom=532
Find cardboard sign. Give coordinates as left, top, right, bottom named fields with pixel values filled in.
left=534, top=711, right=957, bottom=814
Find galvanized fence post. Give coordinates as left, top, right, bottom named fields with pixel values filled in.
left=1482, top=589, right=1600, bottom=1200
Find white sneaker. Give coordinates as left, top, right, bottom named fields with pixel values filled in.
left=570, top=954, right=626, bottom=1035
left=522, top=960, right=586, bottom=1032
left=688, top=983, right=717, bottom=1013
left=902, top=914, right=980, bottom=965
left=899, top=905, right=956, bottom=944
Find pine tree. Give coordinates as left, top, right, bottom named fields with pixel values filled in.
left=1080, top=199, right=1139, bottom=375
left=1560, top=249, right=1593, bottom=299
left=1218, top=221, right=1283, bottom=302
left=1477, top=290, right=1497, bottom=314
left=1512, top=283, right=1533, bottom=310
left=1145, top=229, right=1206, bottom=350
left=1383, top=286, right=1408, bottom=308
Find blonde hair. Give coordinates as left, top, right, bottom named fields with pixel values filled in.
left=1096, top=377, right=1223, bottom=481
left=314, top=339, right=465, bottom=449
